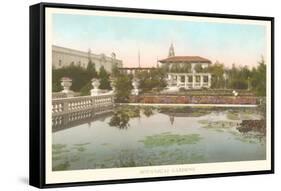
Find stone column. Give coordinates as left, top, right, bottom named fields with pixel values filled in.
left=176, top=74, right=179, bottom=87
left=191, top=63, right=195, bottom=73
left=192, top=75, right=195, bottom=89
left=200, top=74, right=204, bottom=88
left=185, top=75, right=188, bottom=89
left=167, top=74, right=172, bottom=87
left=208, top=74, right=211, bottom=88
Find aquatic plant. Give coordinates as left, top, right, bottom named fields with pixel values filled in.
left=52, top=149, right=70, bottom=155
left=159, top=107, right=211, bottom=117
left=53, top=161, right=70, bottom=171
left=70, top=155, right=80, bottom=162
left=76, top=147, right=86, bottom=152
left=52, top=144, right=70, bottom=155
left=234, top=133, right=266, bottom=145
left=101, top=143, right=112, bottom=146
left=227, top=110, right=258, bottom=121
left=139, top=133, right=202, bottom=148
left=200, top=120, right=238, bottom=130
left=52, top=144, right=67, bottom=150
left=73, top=142, right=90, bottom=147
left=52, top=155, right=63, bottom=161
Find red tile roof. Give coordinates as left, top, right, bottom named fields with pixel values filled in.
left=159, top=56, right=211, bottom=63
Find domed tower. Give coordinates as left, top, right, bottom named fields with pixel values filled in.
left=168, top=43, right=175, bottom=57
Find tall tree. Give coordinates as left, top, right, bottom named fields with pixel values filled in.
left=208, top=61, right=225, bottom=88
left=111, top=63, right=120, bottom=77
left=115, top=74, right=133, bottom=103
left=136, top=68, right=167, bottom=93
left=86, top=60, right=98, bottom=78
left=251, top=57, right=266, bottom=96
left=99, top=66, right=111, bottom=90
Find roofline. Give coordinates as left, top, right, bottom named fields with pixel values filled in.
left=159, top=60, right=212, bottom=64
left=159, top=56, right=212, bottom=64
left=52, top=45, right=122, bottom=63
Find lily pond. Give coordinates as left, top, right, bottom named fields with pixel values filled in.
left=52, top=106, right=266, bottom=171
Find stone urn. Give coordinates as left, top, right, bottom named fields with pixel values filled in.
left=91, top=78, right=100, bottom=96
left=60, top=77, right=74, bottom=97
left=131, top=78, right=140, bottom=96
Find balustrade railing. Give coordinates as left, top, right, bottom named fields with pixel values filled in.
left=52, top=94, right=114, bottom=116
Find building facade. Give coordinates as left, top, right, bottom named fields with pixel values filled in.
left=52, top=45, right=123, bottom=73
left=159, top=44, right=212, bottom=89
left=118, top=67, right=156, bottom=75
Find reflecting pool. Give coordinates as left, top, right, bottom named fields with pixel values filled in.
left=52, top=106, right=266, bottom=171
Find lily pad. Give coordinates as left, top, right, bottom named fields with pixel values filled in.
left=73, top=142, right=90, bottom=147
left=53, top=161, right=70, bottom=171
left=139, top=133, right=202, bottom=148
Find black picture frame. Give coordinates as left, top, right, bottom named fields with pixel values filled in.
left=29, top=2, right=274, bottom=188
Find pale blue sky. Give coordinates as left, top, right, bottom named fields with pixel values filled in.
left=53, top=13, right=266, bottom=67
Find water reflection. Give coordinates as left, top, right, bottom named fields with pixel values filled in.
left=143, top=107, right=154, bottom=117
left=52, top=106, right=114, bottom=132
left=52, top=106, right=266, bottom=171
left=108, top=110, right=131, bottom=129
left=108, top=106, right=139, bottom=129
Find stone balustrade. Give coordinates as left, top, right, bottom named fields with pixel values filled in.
left=52, top=94, right=114, bottom=116
left=52, top=107, right=114, bottom=132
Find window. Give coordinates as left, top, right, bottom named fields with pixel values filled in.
left=203, top=76, right=208, bottom=82
left=180, top=76, right=185, bottom=82
left=196, top=76, right=201, bottom=82
left=188, top=76, right=193, bottom=82
left=58, top=60, right=62, bottom=66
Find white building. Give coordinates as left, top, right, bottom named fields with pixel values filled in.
left=52, top=45, right=123, bottom=73
left=159, top=44, right=212, bottom=89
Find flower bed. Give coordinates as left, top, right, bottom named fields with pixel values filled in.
left=130, top=95, right=258, bottom=105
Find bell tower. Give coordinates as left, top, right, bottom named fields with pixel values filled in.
left=168, top=43, right=175, bottom=57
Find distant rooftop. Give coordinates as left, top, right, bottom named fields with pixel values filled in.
left=159, top=56, right=211, bottom=64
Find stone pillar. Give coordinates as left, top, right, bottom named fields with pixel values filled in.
left=192, top=75, right=195, bottom=89
left=91, top=78, right=100, bottom=96
left=60, top=77, right=74, bottom=97
left=208, top=74, right=211, bottom=88
left=167, top=74, right=172, bottom=87
left=166, top=74, right=173, bottom=88
left=185, top=75, right=188, bottom=89
left=191, top=63, right=195, bottom=73
left=200, top=74, right=204, bottom=88
left=177, top=74, right=180, bottom=87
